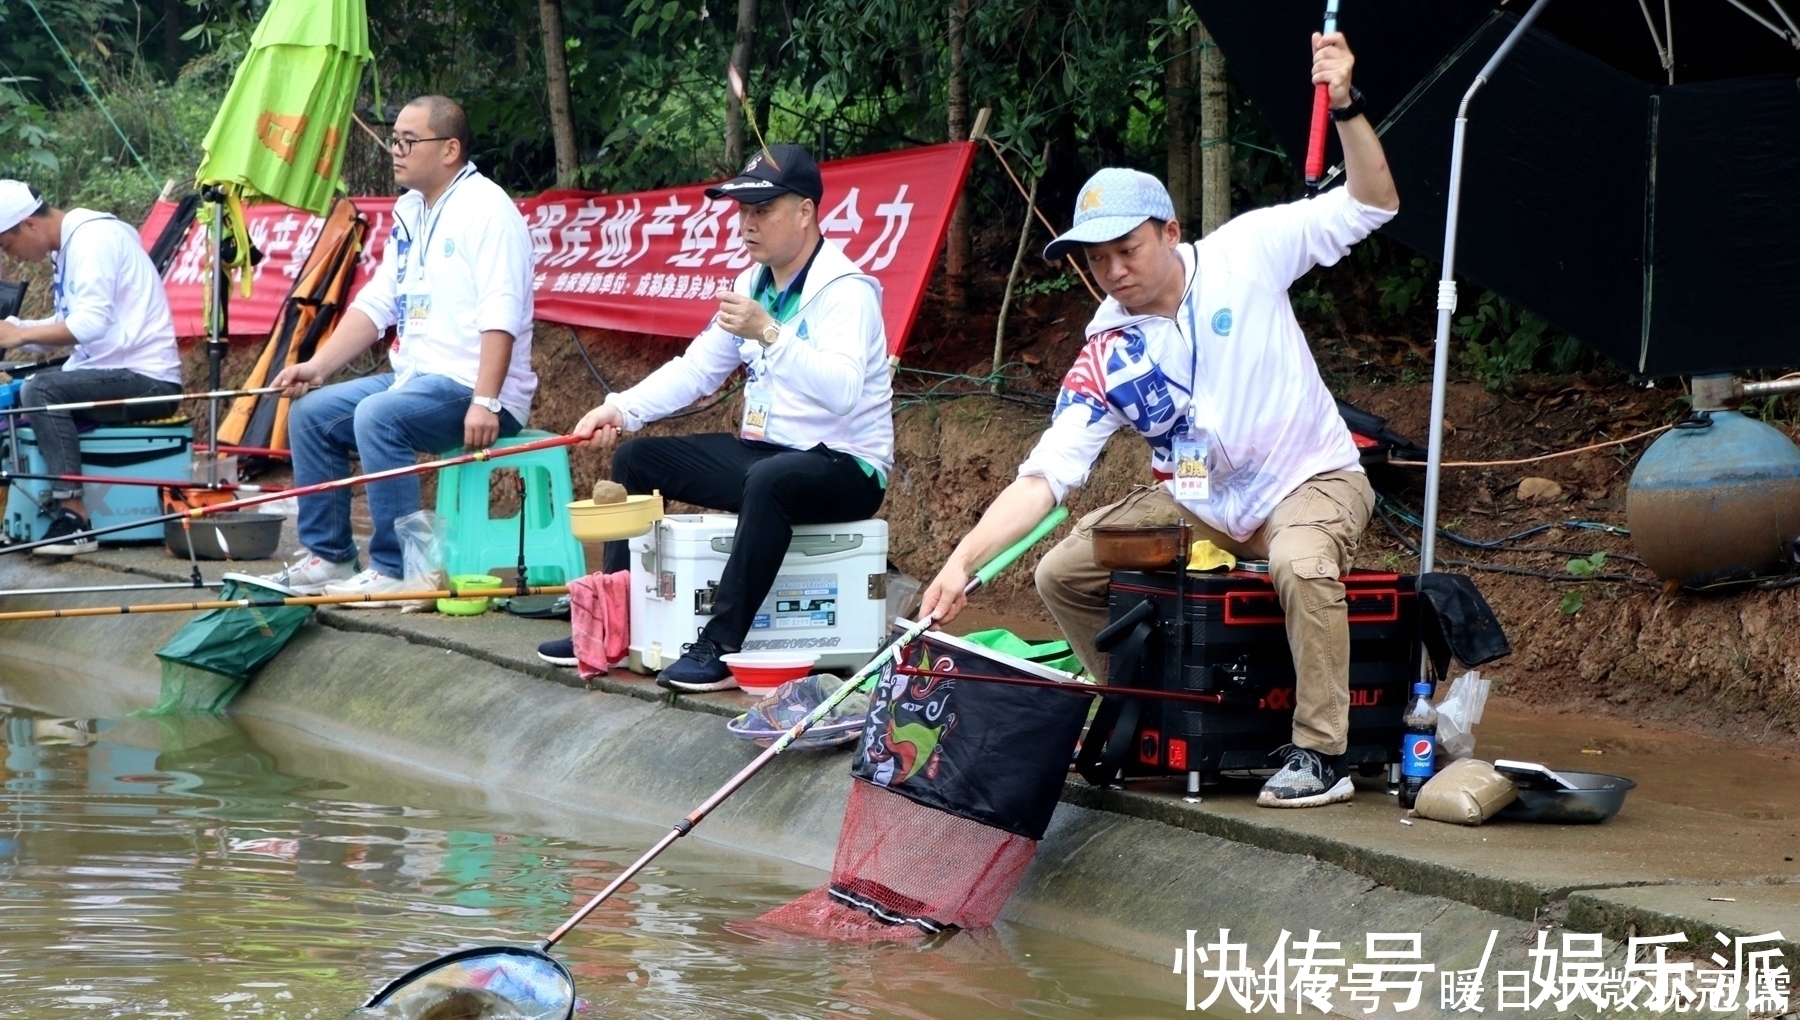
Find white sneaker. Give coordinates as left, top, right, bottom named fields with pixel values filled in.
left=323, top=568, right=409, bottom=608
left=261, top=551, right=358, bottom=595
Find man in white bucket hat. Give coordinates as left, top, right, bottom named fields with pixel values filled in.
left=0, top=180, right=182, bottom=556
left=923, top=31, right=1400, bottom=809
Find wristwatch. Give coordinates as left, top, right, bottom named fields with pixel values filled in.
left=1330, top=86, right=1367, bottom=123
left=472, top=395, right=503, bottom=414
left=758, top=323, right=781, bottom=349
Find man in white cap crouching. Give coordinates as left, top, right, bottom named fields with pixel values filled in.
left=920, top=31, right=1400, bottom=808
left=0, top=181, right=182, bottom=556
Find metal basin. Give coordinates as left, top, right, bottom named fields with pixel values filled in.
left=1497, top=770, right=1636, bottom=824
left=164, top=512, right=283, bottom=561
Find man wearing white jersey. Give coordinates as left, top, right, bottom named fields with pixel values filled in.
left=921, top=32, right=1399, bottom=808
left=266, top=95, right=537, bottom=600
left=556, top=143, right=893, bottom=692
left=0, top=181, right=183, bottom=557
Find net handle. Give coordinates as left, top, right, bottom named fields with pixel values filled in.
left=974, top=505, right=1069, bottom=587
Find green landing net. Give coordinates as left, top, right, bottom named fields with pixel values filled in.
left=137, top=575, right=314, bottom=716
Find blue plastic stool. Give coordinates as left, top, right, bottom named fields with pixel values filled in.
left=434, top=429, right=587, bottom=585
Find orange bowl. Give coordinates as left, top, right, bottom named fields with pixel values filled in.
left=719, top=652, right=820, bottom=696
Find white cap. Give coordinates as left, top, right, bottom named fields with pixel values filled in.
left=0, top=181, right=39, bottom=234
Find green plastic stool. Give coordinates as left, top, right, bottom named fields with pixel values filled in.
left=434, top=429, right=587, bottom=585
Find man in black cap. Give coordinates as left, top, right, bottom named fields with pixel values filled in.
left=544, top=144, right=894, bottom=691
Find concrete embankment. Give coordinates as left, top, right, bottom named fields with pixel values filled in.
left=0, top=549, right=1792, bottom=1018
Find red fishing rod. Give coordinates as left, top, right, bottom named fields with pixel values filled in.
left=0, top=469, right=285, bottom=493
left=0, top=432, right=584, bottom=557
left=1303, top=0, right=1342, bottom=190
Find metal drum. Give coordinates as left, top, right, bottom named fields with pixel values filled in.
left=1626, top=409, right=1800, bottom=585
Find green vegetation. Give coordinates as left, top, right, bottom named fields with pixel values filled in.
left=0, top=0, right=1607, bottom=390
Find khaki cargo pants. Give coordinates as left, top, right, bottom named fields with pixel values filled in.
left=1035, top=470, right=1375, bottom=756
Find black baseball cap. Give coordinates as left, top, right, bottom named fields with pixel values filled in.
left=704, top=143, right=823, bottom=205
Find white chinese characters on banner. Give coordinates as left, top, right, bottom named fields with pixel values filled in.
left=142, top=141, right=976, bottom=351
left=529, top=184, right=917, bottom=301
left=1172, top=928, right=1791, bottom=1014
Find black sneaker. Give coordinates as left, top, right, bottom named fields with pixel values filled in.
left=33, top=509, right=97, bottom=557
left=1256, top=744, right=1354, bottom=808
left=656, top=636, right=737, bottom=692
left=537, top=637, right=578, bottom=667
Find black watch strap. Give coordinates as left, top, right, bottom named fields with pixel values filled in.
left=1330, top=86, right=1367, bottom=123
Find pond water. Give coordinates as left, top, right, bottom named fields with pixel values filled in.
left=0, top=673, right=1187, bottom=1019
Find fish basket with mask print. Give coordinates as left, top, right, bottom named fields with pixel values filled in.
left=757, top=626, right=1091, bottom=938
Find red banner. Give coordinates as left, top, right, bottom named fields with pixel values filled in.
left=141, top=141, right=976, bottom=357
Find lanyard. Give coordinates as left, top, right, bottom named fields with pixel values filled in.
left=1178, top=244, right=1206, bottom=430
left=51, top=216, right=112, bottom=316
left=405, top=164, right=476, bottom=278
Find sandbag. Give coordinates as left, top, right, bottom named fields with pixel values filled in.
left=1411, top=758, right=1518, bottom=826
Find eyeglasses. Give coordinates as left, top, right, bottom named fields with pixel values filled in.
left=387, top=134, right=452, bottom=156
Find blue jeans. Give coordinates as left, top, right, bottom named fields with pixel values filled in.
left=288, top=373, right=520, bottom=577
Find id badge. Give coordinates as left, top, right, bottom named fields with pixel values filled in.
left=1172, top=428, right=1211, bottom=502
left=742, top=375, right=772, bottom=441
left=401, top=287, right=431, bottom=339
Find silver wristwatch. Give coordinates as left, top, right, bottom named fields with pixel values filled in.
left=472, top=395, right=503, bottom=414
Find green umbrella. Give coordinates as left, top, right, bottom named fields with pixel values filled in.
left=191, top=0, right=369, bottom=462
left=196, top=0, right=371, bottom=216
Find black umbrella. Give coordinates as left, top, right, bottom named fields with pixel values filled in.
left=1187, top=0, right=1800, bottom=378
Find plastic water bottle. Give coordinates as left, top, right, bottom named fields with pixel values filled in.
left=1398, top=682, right=1439, bottom=810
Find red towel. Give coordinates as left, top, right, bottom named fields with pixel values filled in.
left=571, top=570, right=630, bottom=679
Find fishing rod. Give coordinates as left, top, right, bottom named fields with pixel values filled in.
left=0, top=469, right=285, bottom=493
left=0, top=580, right=220, bottom=598
left=194, top=444, right=289, bottom=459
left=0, top=386, right=283, bottom=419
left=892, top=664, right=1229, bottom=705
left=1303, top=0, right=1342, bottom=190
left=0, top=432, right=584, bottom=557
left=0, top=583, right=571, bottom=623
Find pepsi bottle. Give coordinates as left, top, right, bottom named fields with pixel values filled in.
left=1398, top=681, right=1438, bottom=809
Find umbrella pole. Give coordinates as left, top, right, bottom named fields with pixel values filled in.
left=1421, top=0, right=1555, bottom=575
left=206, top=187, right=227, bottom=489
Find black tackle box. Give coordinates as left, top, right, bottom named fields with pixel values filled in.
left=1100, top=569, right=1421, bottom=779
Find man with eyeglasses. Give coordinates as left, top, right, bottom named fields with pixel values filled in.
left=263, top=94, right=537, bottom=601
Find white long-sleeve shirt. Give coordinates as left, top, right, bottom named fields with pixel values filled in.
left=14, top=209, right=180, bottom=382
left=605, top=236, right=895, bottom=474
left=351, top=163, right=538, bottom=422
left=1018, top=187, right=1395, bottom=541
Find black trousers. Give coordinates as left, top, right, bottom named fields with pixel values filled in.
left=606, top=433, right=886, bottom=648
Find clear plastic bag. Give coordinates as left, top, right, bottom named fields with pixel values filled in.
left=396, top=509, right=450, bottom=613
left=1435, top=669, right=1491, bottom=761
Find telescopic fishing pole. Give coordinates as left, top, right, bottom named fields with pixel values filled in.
left=0, top=583, right=571, bottom=623
left=1303, top=0, right=1342, bottom=190
left=0, top=432, right=584, bottom=557
left=0, top=385, right=283, bottom=420
left=0, top=469, right=284, bottom=492
left=0, top=580, right=220, bottom=598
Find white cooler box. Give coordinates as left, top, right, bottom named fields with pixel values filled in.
left=629, top=513, right=889, bottom=674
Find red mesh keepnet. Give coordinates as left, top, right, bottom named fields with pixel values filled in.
left=757, top=780, right=1038, bottom=940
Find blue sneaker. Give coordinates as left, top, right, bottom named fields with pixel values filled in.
left=656, top=636, right=737, bottom=692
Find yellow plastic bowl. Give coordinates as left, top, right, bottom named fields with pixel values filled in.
left=567, top=493, right=663, bottom=542
left=438, top=574, right=504, bottom=616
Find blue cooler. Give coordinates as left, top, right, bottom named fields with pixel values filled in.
left=4, top=424, right=193, bottom=543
